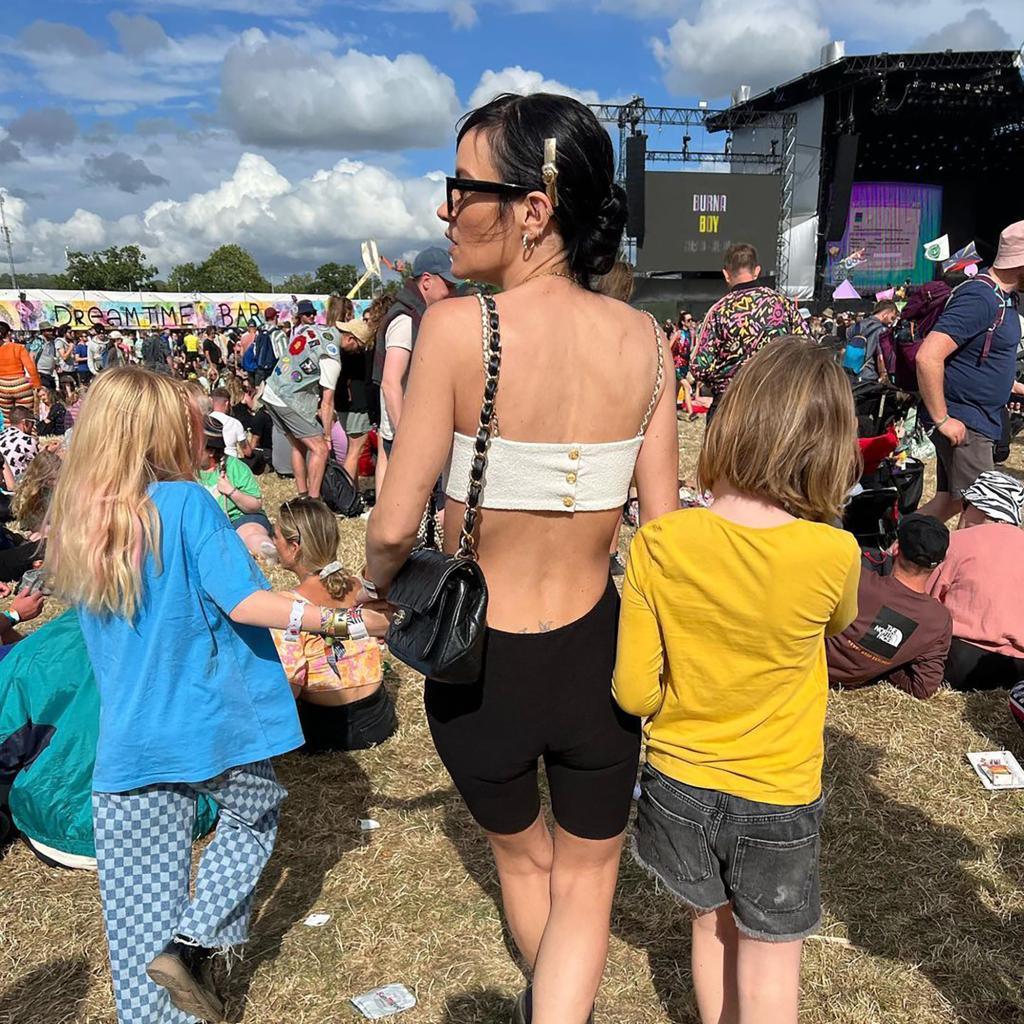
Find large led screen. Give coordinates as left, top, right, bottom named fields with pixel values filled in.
left=636, top=172, right=782, bottom=274
left=827, top=182, right=943, bottom=290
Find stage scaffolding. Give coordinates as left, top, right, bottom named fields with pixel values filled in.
left=591, top=99, right=798, bottom=289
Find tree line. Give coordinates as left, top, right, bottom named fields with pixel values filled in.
left=0, top=244, right=359, bottom=295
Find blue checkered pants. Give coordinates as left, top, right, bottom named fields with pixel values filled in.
left=93, top=760, right=286, bottom=1024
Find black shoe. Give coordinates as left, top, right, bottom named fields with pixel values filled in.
left=609, top=553, right=625, bottom=577
left=512, top=988, right=594, bottom=1023
left=146, top=939, right=225, bottom=1022
left=512, top=987, right=531, bottom=1024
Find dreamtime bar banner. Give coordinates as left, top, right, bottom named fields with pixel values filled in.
left=0, top=291, right=367, bottom=333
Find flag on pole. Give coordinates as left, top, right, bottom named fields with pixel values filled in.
left=923, top=234, right=950, bottom=262
left=942, top=241, right=981, bottom=273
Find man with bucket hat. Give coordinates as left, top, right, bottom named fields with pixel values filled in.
left=917, top=221, right=1024, bottom=521
left=927, top=470, right=1024, bottom=690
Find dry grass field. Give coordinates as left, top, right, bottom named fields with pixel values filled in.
left=2, top=419, right=1023, bottom=1024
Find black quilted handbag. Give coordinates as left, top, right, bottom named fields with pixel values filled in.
left=384, top=293, right=501, bottom=684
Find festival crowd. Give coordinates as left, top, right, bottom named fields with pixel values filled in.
left=2, top=91, right=1024, bottom=1024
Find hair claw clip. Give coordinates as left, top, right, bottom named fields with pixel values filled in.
left=542, top=138, right=559, bottom=208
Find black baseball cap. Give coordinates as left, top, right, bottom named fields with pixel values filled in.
left=896, top=514, right=949, bottom=569
left=202, top=415, right=226, bottom=451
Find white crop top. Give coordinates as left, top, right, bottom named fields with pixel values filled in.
left=445, top=313, right=663, bottom=513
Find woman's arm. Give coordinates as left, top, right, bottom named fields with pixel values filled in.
left=633, top=322, right=680, bottom=524
left=229, top=589, right=390, bottom=636
left=20, top=347, right=40, bottom=387
left=364, top=302, right=463, bottom=593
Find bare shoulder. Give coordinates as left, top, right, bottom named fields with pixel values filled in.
left=416, top=295, right=484, bottom=355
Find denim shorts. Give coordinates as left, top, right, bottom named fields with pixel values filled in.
left=632, top=766, right=824, bottom=942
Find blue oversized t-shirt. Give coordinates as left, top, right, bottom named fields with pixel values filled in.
left=78, top=481, right=303, bottom=793
left=932, top=277, right=1020, bottom=441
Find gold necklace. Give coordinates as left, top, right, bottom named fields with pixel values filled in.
left=527, top=269, right=578, bottom=285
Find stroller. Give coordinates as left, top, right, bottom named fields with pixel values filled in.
left=843, top=381, right=925, bottom=573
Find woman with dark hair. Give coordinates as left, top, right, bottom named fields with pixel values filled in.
left=364, top=93, right=679, bottom=1022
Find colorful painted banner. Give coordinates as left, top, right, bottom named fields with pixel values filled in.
left=0, top=290, right=368, bottom=333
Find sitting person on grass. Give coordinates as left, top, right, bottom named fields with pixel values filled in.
left=269, top=497, right=396, bottom=753
left=0, top=611, right=219, bottom=869
left=196, top=415, right=274, bottom=560
left=927, top=470, right=1024, bottom=690
left=827, top=514, right=952, bottom=699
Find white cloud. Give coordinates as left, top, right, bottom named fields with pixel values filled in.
left=653, top=0, right=830, bottom=99
left=9, top=153, right=447, bottom=275
left=219, top=30, right=460, bottom=150
left=912, top=8, right=1012, bottom=52
left=468, top=66, right=603, bottom=108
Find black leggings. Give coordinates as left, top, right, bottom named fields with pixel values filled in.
left=945, top=637, right=1024, bottom=692
left=425, top=579, right=641, bottom=840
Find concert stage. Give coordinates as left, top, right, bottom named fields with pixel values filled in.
left=603, top=46, right=1024, bottom=309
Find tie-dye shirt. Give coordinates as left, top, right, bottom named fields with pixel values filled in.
left=271, top=592, right=383, bottom=694
left=692, top=282, right=807, bottom=396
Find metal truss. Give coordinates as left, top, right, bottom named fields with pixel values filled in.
left=592, top=98, right=797, bottom=289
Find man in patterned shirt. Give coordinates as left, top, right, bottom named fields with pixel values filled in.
left=692, top=242, right=807, bottom=423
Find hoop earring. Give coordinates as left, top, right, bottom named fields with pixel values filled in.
left=522, top=233, right=535, bottom=255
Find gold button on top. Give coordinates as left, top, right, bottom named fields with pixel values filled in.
left=568, top=447, right=580, bottom=461
left=562, top=495, right=574, bottom=508
left=566, top=471, right=577, bottom=484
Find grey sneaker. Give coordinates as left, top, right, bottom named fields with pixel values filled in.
left=609, top=553, right=625, bottom=577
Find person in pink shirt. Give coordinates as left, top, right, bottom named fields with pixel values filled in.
left=927, top=470, right=1024, bottom=690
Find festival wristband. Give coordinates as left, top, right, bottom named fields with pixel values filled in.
left=285, top=599, right=305, bottom=644
left=358, top=572, right=380, bottom=600
left=346, top=606, right=369, bottom=641
left=933, top=414, right=950, bottom=429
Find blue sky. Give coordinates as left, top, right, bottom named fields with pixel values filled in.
left=0, top=0, right=1020, bottom=277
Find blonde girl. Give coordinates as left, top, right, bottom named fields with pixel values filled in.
left=270, top=497, right=396, bottom=752
left=615, top=338, right=861, bottom=1024
left=46, top=367, right=388, bottom=1024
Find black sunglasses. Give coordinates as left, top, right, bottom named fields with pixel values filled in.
left=445, top=176, right=534, bottom=218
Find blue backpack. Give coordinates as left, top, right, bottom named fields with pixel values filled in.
left=242, top=330, right=276, bottom=373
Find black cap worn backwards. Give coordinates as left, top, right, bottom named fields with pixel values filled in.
left=896, top=513, right=949, bottom=569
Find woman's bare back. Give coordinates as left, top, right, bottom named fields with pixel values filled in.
left=443, top=280, right=669, bottom=632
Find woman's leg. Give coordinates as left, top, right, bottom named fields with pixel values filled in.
left=375, top=438, right=390, bottom=496
left=735, top=935, right=803, bottom=1024
left=344, top=432, right=367, bottom=489
left=529, top=825, right=625, bottom=1024
left=691, top=906, right=739, bottom=1024
left=487, top=814, right=555, bottom=967
left=93, top=784, right=196, bottom=1024
left=176, top=760, right=286, bottom=949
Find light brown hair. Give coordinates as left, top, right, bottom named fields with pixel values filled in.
left=698, top=337, right=858, bottom=523
left=594, top=260, right=635, bottom=302
left=275, top=497, right=353, bottom=601
left=46, top=368, right=202, bottom=618
left=723, top=242, right=759, bottom=276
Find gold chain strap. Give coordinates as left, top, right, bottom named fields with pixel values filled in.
left=638, top=311, right=665, bottom=435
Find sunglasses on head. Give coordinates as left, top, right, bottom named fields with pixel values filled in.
left=445, top=176, right=534, bottom=219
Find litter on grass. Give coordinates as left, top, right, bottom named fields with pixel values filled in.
left=351, top=984, right=416, bottom=1019
left=967, top=750, right=1024, bottom=790
left=303, top=912, right=331, bottom=927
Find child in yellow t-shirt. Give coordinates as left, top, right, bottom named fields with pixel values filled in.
left=614, top=338, right=861, bottom=1024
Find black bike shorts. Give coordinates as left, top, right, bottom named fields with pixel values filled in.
left=425, top=579, right=641, bottom=840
